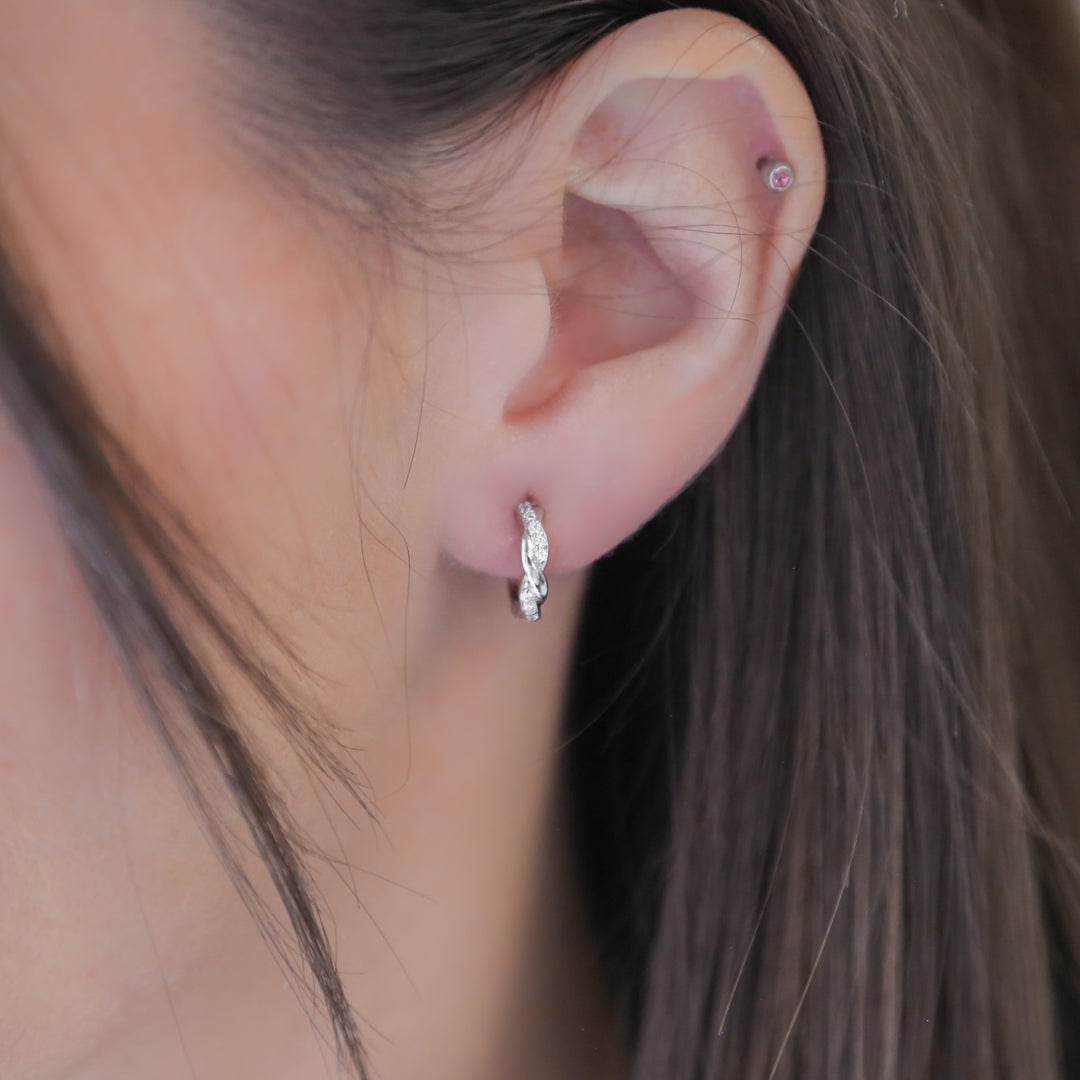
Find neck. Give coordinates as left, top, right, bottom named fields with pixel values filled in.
left=82, top=565, right=626, bottom=1080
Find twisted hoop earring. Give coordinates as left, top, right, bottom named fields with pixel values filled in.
left=512, top=500, right=549, bottom=621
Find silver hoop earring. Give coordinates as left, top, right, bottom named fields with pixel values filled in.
left=511, top=500, right=549, bottom=621
left=760, top=159, right=795, bottom=192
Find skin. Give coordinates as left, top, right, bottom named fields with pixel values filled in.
left=0, top=2, right=825, bottom=1078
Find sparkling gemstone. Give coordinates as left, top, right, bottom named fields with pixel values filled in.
left=519, top=582, right=540, bottom=620
left=527, top=525, right=548, bottom=569
left=770, top=166, right=793, bottom=190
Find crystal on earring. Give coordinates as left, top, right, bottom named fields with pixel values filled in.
left=515, top=500, right=549, bottom=621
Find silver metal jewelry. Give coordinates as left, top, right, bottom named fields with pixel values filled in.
left=512, top=500, right=549, bottom=621
left=760, top=159, right=795, bottom=192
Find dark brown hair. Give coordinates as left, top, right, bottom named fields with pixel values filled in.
left=3, top=1, right=1080, bottom=1077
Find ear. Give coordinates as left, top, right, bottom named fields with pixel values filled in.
left=435, top=8, right=825, bottom=581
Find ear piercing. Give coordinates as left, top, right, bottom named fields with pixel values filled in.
left=511, top=500, right=549, bottom=621
left=760, top=159, right=795, bottom=192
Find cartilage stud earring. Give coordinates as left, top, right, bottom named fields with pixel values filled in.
left=760, top=159, right=795, bottom=192
left=512, top=500, right=549, bottom=621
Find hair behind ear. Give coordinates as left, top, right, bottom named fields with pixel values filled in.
left=564, top=3, right=1080, bottom=1079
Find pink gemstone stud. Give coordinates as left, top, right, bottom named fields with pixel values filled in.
left=760, top=160, right=795, bottom=192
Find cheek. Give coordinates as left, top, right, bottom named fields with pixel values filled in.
left=29, top=180, right=349, bottom=527
left=0, top=2, right=437, bottom=1065
left=20, top=185, right=377, bottom=609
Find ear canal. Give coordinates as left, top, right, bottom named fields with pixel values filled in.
left=504, top=189, right=698, bottom=421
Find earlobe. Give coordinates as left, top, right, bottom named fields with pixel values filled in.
left=436, top=8, right=825, bottom=587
